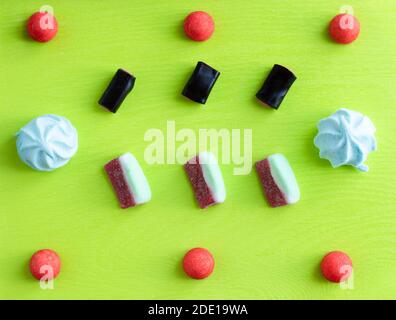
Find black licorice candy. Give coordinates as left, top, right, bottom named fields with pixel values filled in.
left=99, top=69, right=135, bottom=113
left=256, top=64, right=296, bottom=110
left=182, top=61, right=220, bottom=104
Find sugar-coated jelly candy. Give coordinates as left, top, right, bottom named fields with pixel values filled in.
left=104, top=152, right=151, bottom=209
left=183, top=248, right=215, bottom=279
left=27, top=11, right=58, bottom=42
left=184, top=11, right=215, bottom=42
left=256, top=153, right=300, bottom=207
left=29, top=249, right=61, bottom=280
left=184, top=152, right=226, bottom=208
left=321, top=251, right=353, bottom=283
left=329, top=14, right=360, bottom=44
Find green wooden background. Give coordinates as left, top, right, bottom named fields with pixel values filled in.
left=1, top=0, right=396, bottom=299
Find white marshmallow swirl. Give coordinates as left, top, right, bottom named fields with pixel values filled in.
left=16, top=114, right=78, bottom=171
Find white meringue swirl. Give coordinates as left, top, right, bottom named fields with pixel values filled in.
left=314, top=108, right=377, bottom=172
left=16, top=114, right=78, bottom=171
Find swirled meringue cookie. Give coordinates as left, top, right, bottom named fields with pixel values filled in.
left=314, top=108, right=377, bottom=172
left=16, top=115, right=78, bottom=171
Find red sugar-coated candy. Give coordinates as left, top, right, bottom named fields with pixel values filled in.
left=321, top=251, right=353, bottom=283
left=184, top=156, right=215, bottom=209
left=104, top=158, right=136, bottom=209
left=27, top=12, right=58, bottom=42
left=329, top=14, right=360, bottom=44
left=29, top=249, right=61, bottom=280
left=183, top=248, right=215, bottom=279
left=184, top=11, right=215, bottom=42
left=256, top=158, right=287, bottom=207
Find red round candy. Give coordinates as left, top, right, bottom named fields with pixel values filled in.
left=29, top=249, right=61, bottom=280
left=329, top=14, right=360, bottom=44
left=27, top=12, right=58, bottom=43
left=184, top=11, right=215, bottom=42
left=321, top=251, right=353, bottom=283
left=183, top=248, right=215, bottom=279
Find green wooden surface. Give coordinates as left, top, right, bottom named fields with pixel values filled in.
left=1, top=0, right=396, bottom=299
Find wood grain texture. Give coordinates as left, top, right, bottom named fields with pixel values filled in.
left=1, top=0, right=396, bottom=299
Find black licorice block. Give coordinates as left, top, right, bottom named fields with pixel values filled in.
left=99, top=69, right=135, bottom=113
left=256, top=64, right=296, bottom=110
left=182, top=61, right=220, bottom=104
